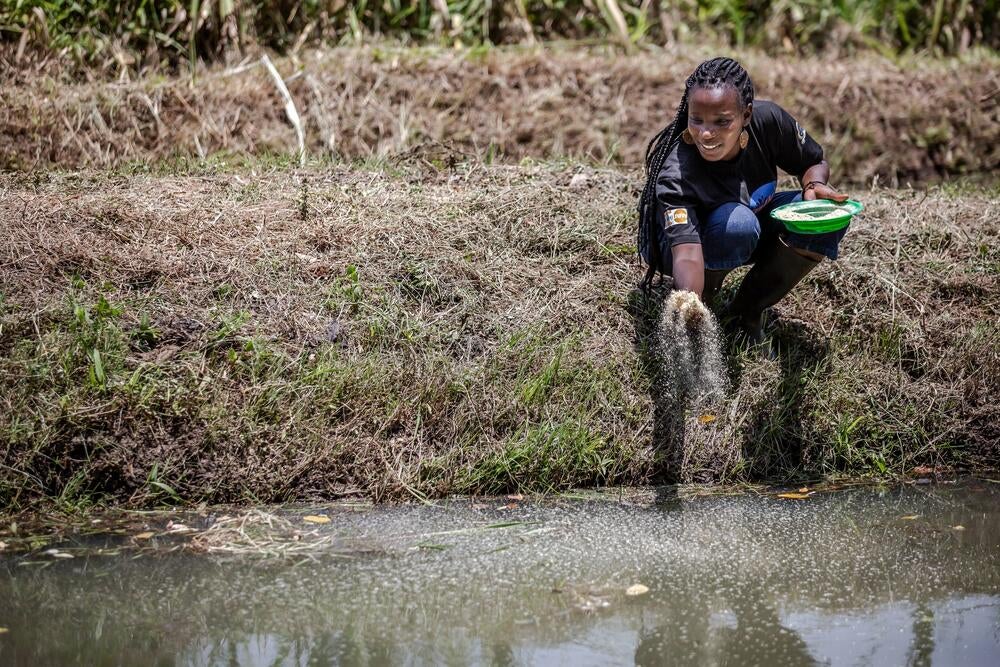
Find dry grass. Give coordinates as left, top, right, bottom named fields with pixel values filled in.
left=0, top=162, right=647, bottom=510
left=0, top=158, right=997, bottom=512
left=2, top=46, right=998, bottom=184
left=188, top=510, right=345, bottom=557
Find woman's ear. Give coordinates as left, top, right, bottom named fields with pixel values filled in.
left=743, top=102, right=753, bottom=126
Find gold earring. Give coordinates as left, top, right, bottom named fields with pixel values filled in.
left=739, top=129, right=749, bottom=150
left=681, top=129, right=694, bottom=145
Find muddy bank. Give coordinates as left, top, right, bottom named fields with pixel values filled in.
left=2, top=47, right=998, bottom=183
left=0, top=163, right=997, bottom=510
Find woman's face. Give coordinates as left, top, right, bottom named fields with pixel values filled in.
left=687, top=86, right=751, bottom=161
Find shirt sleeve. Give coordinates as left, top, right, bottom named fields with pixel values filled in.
left=762, top=102, right=824, bottom=180
left=654, top=147, right=702, bottom=247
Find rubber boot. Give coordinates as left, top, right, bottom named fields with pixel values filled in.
left=726, top=241, right=821, bottom=346
left=702, top=269, right=731, bottom=308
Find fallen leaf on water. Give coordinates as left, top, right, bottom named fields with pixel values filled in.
left=777, top=493, right=811, bottom=500
left=626, top=584, right=650, bottom=596
left=697, top=414, right=717, bottom=424
left=900, top=515, right=921, bottom=520
left=797, top=487, right=810, bottom=493
left=133, top=532, right=155, bottom=540
left=302, top=515, right=331, bottom=524
left=953, top=525, right=966, bottom=531
left=0, top=627, right=8, bottom=634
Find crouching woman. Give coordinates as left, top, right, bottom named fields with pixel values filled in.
left=637, top=56, right=849, bottom=342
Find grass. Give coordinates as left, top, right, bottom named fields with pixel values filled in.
left=2, top=0, right=995, bottom=76
left=0, top=157, right=997, bottom=514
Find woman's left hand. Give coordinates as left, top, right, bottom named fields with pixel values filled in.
left=804, top=181, right=849, bottom=202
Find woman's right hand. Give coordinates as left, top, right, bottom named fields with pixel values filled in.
left=671, top=243, right=706, bottom=296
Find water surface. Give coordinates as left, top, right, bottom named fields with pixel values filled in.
left=1, top=480, right=998, bottom=666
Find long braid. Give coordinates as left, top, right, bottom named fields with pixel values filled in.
left=637, top=57, right=756, bottom=289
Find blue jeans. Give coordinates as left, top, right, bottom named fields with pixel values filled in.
left=701, top=191, right=849, bottom=270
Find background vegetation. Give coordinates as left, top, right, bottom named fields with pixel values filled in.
left=4, top=49, right=998, bottom=183
left=2, top=0, right=997, bottom=72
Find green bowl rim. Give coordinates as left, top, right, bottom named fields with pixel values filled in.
left=770, top=198, right=863, bottom=234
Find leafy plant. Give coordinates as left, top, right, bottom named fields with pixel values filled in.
left=2, top=0, right=995, bottom=74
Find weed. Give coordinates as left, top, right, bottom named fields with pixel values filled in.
left=458, top=419, right=614, bottom=494
left=4, top=1, right=995, bottom=77
left=147, top=463, right=182, bottom=504
left=520, top=344, right=566, bottom=406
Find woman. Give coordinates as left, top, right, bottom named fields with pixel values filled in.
left=637, top=56, right=849, bottom=342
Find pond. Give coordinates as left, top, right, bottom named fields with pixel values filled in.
left=1, top=479, right=998, bottom=666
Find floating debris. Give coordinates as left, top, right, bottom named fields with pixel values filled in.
left=42, top=549, right=74, bottom=559
left=302, top=515, right=331, bottom=525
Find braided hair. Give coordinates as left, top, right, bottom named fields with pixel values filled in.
left=637, top=57, right=756, bottom=289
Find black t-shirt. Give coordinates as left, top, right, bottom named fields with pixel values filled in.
left=655, top=100, right=824, bottom=247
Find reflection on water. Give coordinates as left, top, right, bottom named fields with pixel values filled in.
left=1, top=481, right=999, bottom=666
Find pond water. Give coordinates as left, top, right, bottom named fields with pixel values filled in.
left=1, top=479, right=999, bottom=666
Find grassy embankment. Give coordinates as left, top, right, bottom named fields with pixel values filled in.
left=1, top=47, right=998, bottom=512
left=1, top=163, right=997, bottom=512
left=4, top=47, right=998, bottom=180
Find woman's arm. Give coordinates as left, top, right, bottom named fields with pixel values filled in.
left=671, top=242, right=705, bottom=295
left=800, top=160, right=849, bottom=202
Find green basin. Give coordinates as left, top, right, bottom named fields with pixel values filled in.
left=770, top=199, right=864, bottom=234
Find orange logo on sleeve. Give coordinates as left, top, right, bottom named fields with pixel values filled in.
left=666, top=208, right=689, bottom=225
